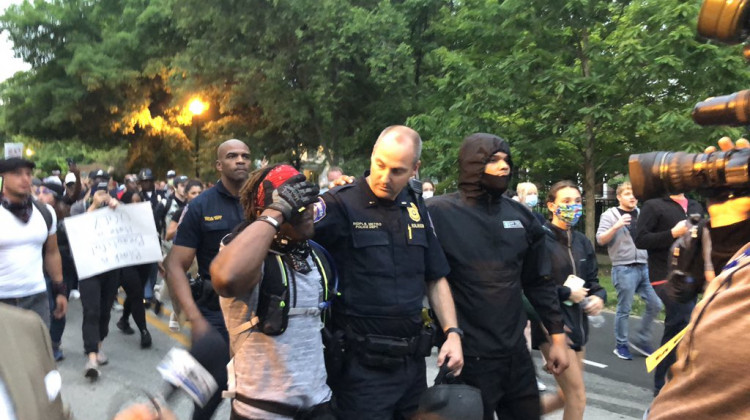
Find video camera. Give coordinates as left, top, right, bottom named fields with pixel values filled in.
left=629, top=0, right=750, bottom=200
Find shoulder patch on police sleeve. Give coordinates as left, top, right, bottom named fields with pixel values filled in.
left=313, top=197, right=326, bottom=223
left=503, top=220, right=523, bottom=229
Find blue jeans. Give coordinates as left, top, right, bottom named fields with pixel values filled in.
left=142, top=262, right=159, bottom=300
left=612, top=264, right=662, bottom=346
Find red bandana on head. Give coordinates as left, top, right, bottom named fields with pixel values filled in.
left=255, top=164, right=301, bottom=209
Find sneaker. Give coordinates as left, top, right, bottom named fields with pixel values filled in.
left=152, top=299, right=162, bottom=315
left=97, top=351, right=109, bottom=366
left=536, top=377, right=547, bottom=392
left=53, top=347, right=64, bottom=362
left=116, top=318, right=135, bottom=335
left=69, top=289, right=80, bottom=300
left=613, top=344, right=633, bottom=360
left=629, top=341, right=654, bottom=357
left=84, top=359, right=100, bottom=380
left=140, top=329, right=152, bottom=349
left=168, top=313, right=181, bottom=332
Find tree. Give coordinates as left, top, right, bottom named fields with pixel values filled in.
left=0, top=0, right=193, bottom=176
left=171, top=0, right=421, bottom=173
left=410, top=0, right=750, bottom=242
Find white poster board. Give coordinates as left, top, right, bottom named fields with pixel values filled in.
left=4, top=143, right=23, bottom=158
left=65, top=202, right=162, bottom=279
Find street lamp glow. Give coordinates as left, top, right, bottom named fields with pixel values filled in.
left=189, top=98, right=208, bottom=116
left=25, top=147, right=34, bottom=157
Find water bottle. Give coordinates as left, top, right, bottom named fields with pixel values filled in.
left=582, top=297, right=605, bottom=328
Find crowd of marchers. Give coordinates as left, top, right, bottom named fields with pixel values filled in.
left=1, top=130, right=748, bottom=420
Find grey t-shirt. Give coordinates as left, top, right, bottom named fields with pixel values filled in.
left=221, top=254, right=331, bottom=419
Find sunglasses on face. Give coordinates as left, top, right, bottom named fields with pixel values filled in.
left=37, top=187, right=58, bottom=197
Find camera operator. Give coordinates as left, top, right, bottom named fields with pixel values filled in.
left=647, top=137, right=750, bottom=419
left=634, top=191, right=703, bottom=396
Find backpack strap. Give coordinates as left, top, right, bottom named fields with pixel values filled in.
left=229, top=254, right=290, bottom=337
left=31, top=199, right=53, bottom=232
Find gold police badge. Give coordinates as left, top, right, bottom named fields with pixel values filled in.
left=408, top=203, right=421, bottom=222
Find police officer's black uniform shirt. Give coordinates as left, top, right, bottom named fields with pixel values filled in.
left=173, top=180, right=244, bottom=310
left=314, top=174, right=450, bottom=338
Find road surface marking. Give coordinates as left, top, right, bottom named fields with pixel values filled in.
left=584, top=359, right=608, bottom=368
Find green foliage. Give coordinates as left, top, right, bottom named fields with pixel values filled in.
left=1, top=0, right=750, bottom=200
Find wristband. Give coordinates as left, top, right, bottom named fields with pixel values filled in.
left=444, top=327, right=464, bottom=339
left=256, top=215, right=281, bottom=232
left=51, top=281, right=67, bottom=298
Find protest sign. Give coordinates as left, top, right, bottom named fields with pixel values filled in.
left=4, top=143, right=23, bottom=158
left=65, top=202, right=161, bottom=279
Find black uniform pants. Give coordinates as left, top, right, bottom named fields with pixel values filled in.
left=330, top=353, right=426, bottom=420
left=79, top=269, right=120, bottom=354
left=461, top=349, right=540, bottom=420
left=653, top=284, right=695, bottom=396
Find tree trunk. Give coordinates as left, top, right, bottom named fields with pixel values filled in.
left=579, top=28, right=597, bottom=245
left=584, top=120, right=596, bottom=245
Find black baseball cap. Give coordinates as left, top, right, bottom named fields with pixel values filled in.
left=41, top=181, right=64, bottom=198
left=91, top=168, right=110, bottom=179
left=174, top=175, right=189, bottom=185
left=0, top=158, right=35, bottom=173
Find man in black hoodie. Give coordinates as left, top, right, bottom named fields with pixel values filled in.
left=634, top=193, right=703, bottom=396
left=427, top=133, right=568, bottom=420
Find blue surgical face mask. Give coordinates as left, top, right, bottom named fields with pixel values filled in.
left=555, top=203, right=583, bottom=227
left=524, top=194, right=538, bottom=208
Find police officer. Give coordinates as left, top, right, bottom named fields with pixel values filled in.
left=164, top=139, right=249, bottom=420
left=314, top=125, right=463, bottom=420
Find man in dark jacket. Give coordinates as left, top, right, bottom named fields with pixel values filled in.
left=634, top=193, right=703, bottom=396
left=426, top=133, right=569, bottom=420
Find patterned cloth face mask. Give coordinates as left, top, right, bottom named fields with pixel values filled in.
left=555, top=203, right=582, bottom=227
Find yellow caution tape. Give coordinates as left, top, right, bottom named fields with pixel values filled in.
left=646, top=326, right=688, bottom=373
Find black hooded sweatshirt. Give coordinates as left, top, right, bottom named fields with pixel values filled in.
left=426, top=133, right=564, bottom=357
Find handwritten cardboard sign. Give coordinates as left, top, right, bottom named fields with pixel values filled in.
left=65, top=202, right=162, bottom=279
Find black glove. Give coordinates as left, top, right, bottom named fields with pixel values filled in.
left=265, top=174, right=319, bottom=221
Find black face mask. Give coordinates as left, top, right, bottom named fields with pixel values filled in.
left=480, top=174, right=509, bottom=197
left=0, top=193, right=33, bottom=223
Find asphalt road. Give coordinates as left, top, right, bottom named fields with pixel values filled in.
left=55, top=296, right=658, bottom=419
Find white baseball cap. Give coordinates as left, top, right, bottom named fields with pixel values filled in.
left=64, top=172, right=77, bottom=185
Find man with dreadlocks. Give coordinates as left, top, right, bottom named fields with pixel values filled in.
left=211, top=164, right=333, bottom=420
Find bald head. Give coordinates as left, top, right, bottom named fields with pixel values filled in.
left=217, top=139, right=248, bottom=159
left=373, top=125, right=422, bottom=165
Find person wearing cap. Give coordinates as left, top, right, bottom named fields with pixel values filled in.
left=0, top=158, right=68, bottom=328
left=70, top=180, right=123, bottom=379
left=37, top=178, right=82, bottom=361
left=166, top=169, right=176, bottom=185
left=165, top=139, right=250, bottom=420
left=63, top=170, right=83, bottom=205
left=210, top=164, right=333, bottom=419
left=70, top=168, right=111, bottom=215
left=137, top=168, right=166, bottom=312
left=158, top=174, right=189, bottom=241
left=313, top=126, right=463, bottom=419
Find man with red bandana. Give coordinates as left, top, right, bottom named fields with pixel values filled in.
left=211, top=164, right=333, bottom=419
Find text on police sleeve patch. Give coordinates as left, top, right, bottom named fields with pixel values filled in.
left=503, top=220, right=523, bottom=229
